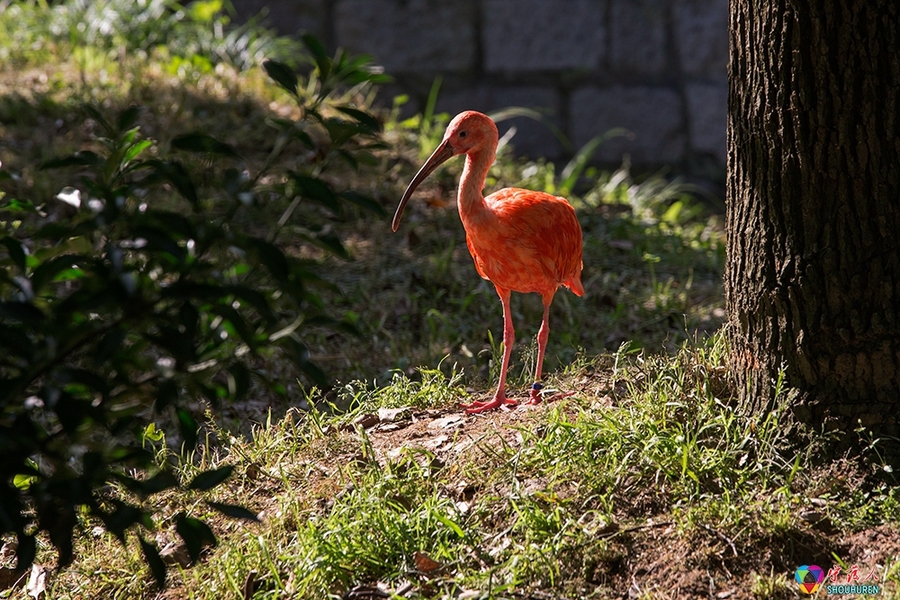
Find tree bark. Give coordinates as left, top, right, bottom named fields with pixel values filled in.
left=726, top=0, right=900, bottom=438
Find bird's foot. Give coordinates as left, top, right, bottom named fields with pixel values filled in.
left=461, top=395, right=517, bottom=414
left=525, top=382, right=576, bottom=405
left=525, top=382, right=544, bottom=405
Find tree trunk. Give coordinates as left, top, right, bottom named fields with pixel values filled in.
left=726, top=0, right=900, bottom=439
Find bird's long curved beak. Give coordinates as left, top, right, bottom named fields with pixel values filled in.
left=391, top=140, right=455, bottom=232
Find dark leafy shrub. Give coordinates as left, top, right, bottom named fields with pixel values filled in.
left=0, top=39, right=387, bottom=586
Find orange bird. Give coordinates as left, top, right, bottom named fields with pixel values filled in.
left=392, top=111, right=584, bottom=414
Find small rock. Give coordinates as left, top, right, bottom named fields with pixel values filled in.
left=159, top=542, right=191, bottom=567
left=800, top=509, right=826, bottom=523
left=352, top=413, right=379, bottom=430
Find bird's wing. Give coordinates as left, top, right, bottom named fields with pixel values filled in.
left=482, top=188, right=584, bottom=293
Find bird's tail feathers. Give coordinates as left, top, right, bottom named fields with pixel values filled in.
left=564, top=273, right=585, bottom=297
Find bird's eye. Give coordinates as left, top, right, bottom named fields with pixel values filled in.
left=459, top=131, right=467, bottom=138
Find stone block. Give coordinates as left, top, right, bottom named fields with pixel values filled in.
left=437, top=86, right=564, bottom=159
left=232, top=0, right=329, bottom=40
left=673, top=0, right=728, bottom=77
left=609, top=0, right=668, bottom=75
left=570, top=85, right=685, bottom=164
left=334, top=0, right=477, bottom=75
left=685, top=82, right=726, bottom=164
left=483, top=0, right=606, bottom=72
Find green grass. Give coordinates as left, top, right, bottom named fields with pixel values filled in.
left=22, top=333, right=900, bottom=599
left=1, top=3, right=898, bottom=599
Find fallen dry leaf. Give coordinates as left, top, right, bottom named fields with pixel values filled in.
left=420, top=435, right=448, bottom=450
left=26, top=564, right=48, bottom=599
left=412, top=551, right=442, bottom=574
left=0, top=541, right=16, bottom=563
left=428, top=414, right=464, bottom=430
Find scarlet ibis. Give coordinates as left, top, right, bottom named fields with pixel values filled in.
left=392, top=111, right=584, bottom=414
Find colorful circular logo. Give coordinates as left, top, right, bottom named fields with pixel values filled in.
left=795, top=565, right=825, bottom=594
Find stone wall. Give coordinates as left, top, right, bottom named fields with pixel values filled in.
left=233, top=0, right=728, bottom=173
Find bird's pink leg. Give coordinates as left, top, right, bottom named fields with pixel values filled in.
left=527, top=293, right=554, bottom=404
left=461, top=287, right=518, bottom=414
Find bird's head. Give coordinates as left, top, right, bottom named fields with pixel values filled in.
left=442, top=110, right=499, bottom=155
left=392, top=111, right=498, bottom=232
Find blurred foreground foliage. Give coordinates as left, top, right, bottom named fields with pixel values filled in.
left=0, top=10, right=388, bottom=583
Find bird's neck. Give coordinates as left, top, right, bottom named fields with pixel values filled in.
left=457, top=147, right=495, bottom=221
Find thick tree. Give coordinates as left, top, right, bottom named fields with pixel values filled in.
left=726, top=1, right=900, bottom=439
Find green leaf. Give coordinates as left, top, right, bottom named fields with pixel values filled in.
left=174, top=513, right=217, bottom=564
left=434, top=512, right=465, bottom=537
left=246, top=238, right=289, bottom=282
left=296, top=230, right=349, bottom=260
left=289, top=173, right=339, bottom=212
left=13, top=473, right=37, bottom=490
left=123, top=139, right=153, bottom=164
left=211, top=304, right=258, bottom=350
left=303, top=314, right=361, bottom=336
left=301, top=33, right=331, bottom=80
left=226, top=363, right=251, bottom=400
left=335, top=106, right=382, bottom=133
left=187, top=465, right=234, bottom=491
left=263, top=60, right=299, bottom=97
left=99, top=500, right=145, bottom=541
left=322, top=118, right=367, bottom=145
left=117, top=105, right=143, bottom=132
left=142, top=160, right=198, bottom=206
left=286, top=338, right=328, bottom=386
left=340, top=191, right=387, bottom=216
left=301, top=33, right=330, bottom=65
left=176, top=408, right=198, bottom=450
left=156, top=380, right=179, bottom=412
left=117, top=470, right=179, bottom=498
left=300, top=359, right=328, bottom=387
left=0, top=324, right=35, bottom=358
left=31, top=254, right=88, bottom=292
left=171, top=133, right=240, bottom=157
left=188, top=0, right=223, bottom=23
left=225, top=285, right=277, bottom=325
left=0, top=301, right=44, bottom=324
left=1, top=236, right=26, bottom=271
left=82, top=104, right=113, bottom=136
left=206, top=501, right=259, bottom=522
left=0, top=198, right=38, bottom=213
left=39, top=151, right=103, bottom=170
left=139, top=537, right=167, bottom=589
left=15, top=534, right=36, bottom=571
left=558, top=129, right=629, bottom=196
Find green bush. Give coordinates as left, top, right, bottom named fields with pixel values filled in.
left=0, top=0, right=301, bottom=70
left=0, top=33, right=388, bottom=585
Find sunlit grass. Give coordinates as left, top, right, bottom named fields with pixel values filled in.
left=19, top=332, right=898, bottom=598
